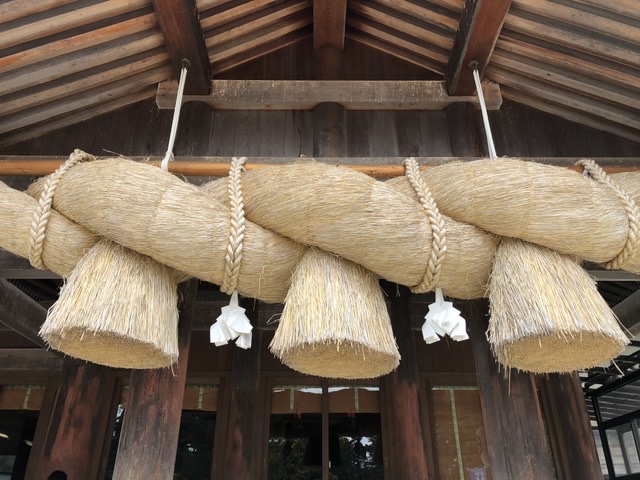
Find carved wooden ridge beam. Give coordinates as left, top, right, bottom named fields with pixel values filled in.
left=155, top=79, right=503, bottom=110
left=445, top=0, right=513, bottom=96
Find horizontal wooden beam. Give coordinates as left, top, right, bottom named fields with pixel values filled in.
left=2, top=156, right=640, bottom=178
left=614, top=289, right=640, bottom=337
left=0, top=348, right=62, bottom=371
left=156, top=79, right=503, bottom=110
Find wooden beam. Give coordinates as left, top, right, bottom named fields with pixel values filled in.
left=614, top=288, right=640, bottom=337
left=2, top=155, right=639, bottom=177
left=465, top=299, right=557, bottom=478
left=0, top=279, right=48, bottom=349
left=0, top=348, right=62, bottom=372
left=445, top=0, right=512, bottom=95
left=314, top=0, right=347, bottom=50
left=156, top=79, right=502, bottom=110
left=381, top=283, right=429, bottom=479
left=25, top=362, right=117, bottom=480
left=112, top=280, right=197, bottom=479
left=151, top=0, right=211, bottom=94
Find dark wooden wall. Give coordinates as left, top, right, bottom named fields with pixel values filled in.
left=1, top=40, right=637, bottom=160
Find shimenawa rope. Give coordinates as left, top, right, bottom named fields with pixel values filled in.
left=221, top=156, right=248, bottom=295
left=29, top=149, right=95, bottom=269
left=577, top=159, right=640, bottom=270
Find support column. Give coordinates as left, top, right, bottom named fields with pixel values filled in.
left=112, top=280, right=197, bottom=479
left=540, top=373, right=603, bottom=480
left=220, top=300, right=262, bottom=480
left=464, top=299, right=556, bottom=479
left=381, top=283, right=429, bottom=479
left=25, top=362, right=116, bottom=480
left=313, top=46, right=346, bottom=158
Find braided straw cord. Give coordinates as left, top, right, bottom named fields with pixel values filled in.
left=29, top=149, right=95, bottom=269
left=221, top=156, right=248, bottom=295
left=404, top=157, right=447, bottom=293
left=577, top=159, right=640, bottom=270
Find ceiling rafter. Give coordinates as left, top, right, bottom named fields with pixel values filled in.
left=0, top=278, right=49, bottom=350
left=445, top=0, right=512, bottom=95
left=150, top=0, right=211, bottom=94
left=314, top=0, right=348, bottom=50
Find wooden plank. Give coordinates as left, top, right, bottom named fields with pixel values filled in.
left=111, top=280, right=197, bottom=479
left=0, top=67, right=172, bottom=135
left=314, top=0, right=347, bottom=49
left=0, top=14, right=159, bottom=75
left=156, top=79, right=502, bottom=110
left=503, top=9, right=640, bottom=69
left=499, top=85, right=640, bottom=143
left=0, top=87, right=158, bottom=149
left=0, top=31, right=165, bottom=97
left=514, top=0, right=640, bottom=44
left=0, top=349, right=62, bottom=372
left=25, top=362, right=116, bottom=480
left=539, top=373, right=602, bottom=480
left=465, top=299, right=556, bottom=478
left=0, top=279, right=48, bottom=349
left=151, top=0, right=211, bottom=94
left=490, top=48, right=640, bottom=111
left=208, top=10, right=312, bottom=64
left=347, top=16, right=450, bottom=66
left=613, top=288, right=640, bottom=337
left=445, top=0, right=512, bottom=95
left=349, top=0, right=454, bottom=51
left=488, top=66, right=640, bottom=130
left=220, top=300, right=262, bottom=480
left=347, top=30, right=446, bottom=75
left=0, top=0, right=150, bottom=51
left=200, top=0, right=278, bottom=30
left=381, top=283, right=429, bottom=479
left=0, top=0, right=76, bottom=25
left=365, top=0, right=459, bottom=32
left=213, top=28, right=311, bottom=74
left=571, top=0, right=640, bottom=19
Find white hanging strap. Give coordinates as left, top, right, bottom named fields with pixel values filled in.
left=161, top=59, right=190, bottom=172
left=470, top=62, right=497, bottom=160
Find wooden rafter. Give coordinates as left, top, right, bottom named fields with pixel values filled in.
left=0, top=279, right=48, bottom=349
left=151, top=0, right=211, bottom=94
left=445, top=0, right=512, bottom=95
left=314, top=0, right=347, bottom=50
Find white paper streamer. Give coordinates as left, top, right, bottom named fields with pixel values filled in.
left=422, top=288, right=469, bottom=344
left=210, top=291, right=253, bottom=348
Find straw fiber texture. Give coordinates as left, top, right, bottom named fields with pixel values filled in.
left=270, top=248, right=400, bottom=379
left=41, top=239, right=180, bottom=368
left=488, top=238, right=628, bottom=373
left=27, top=159, right=305, bottom=303
left=0, top=181, right=96, bottom=277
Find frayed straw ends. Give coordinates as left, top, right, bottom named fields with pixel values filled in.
left=270, top=248, right=400, bottom=379
left=488, top=238, right=628, bottom=373
left=40, top=239, right=180, bottom=369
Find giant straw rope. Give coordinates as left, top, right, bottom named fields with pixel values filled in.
left=2, top=151, right=639, bottom=304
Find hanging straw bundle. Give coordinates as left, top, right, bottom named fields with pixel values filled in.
left=41, top=239, right=181, bottom=369
left=270, top=248, right=400, bottom=379
left=488, top=237, right=628, bottom=373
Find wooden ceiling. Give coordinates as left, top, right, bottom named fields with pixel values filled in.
left=0, top=0, right=638, bottom=146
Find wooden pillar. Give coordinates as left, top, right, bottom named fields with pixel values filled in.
left=464, top=299, right=556, bottom=479
left=220, top=300, right=262, bottom=480
left=25, top=362, right=116, bottom=480
left=381, top=283, right=429, bottom=479
left=313, top=46, right=346, bottom=158
left=539, top=373, right=603, bottom=480
left=112, top=280, right=197, bottom=480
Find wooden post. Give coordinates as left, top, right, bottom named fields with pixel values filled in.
left=381, top=282, right=430, bottom=479
left=219, top=299, right=262, bottom=480
left=25, top=362, right=116, bottom=480
left=313, top=46, right=346, bottom=158
left=464, top=299, right=556, bottom=479
left=540, top=373, right=603, bottom=480
left=112, top=280, right=197, bottom=480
